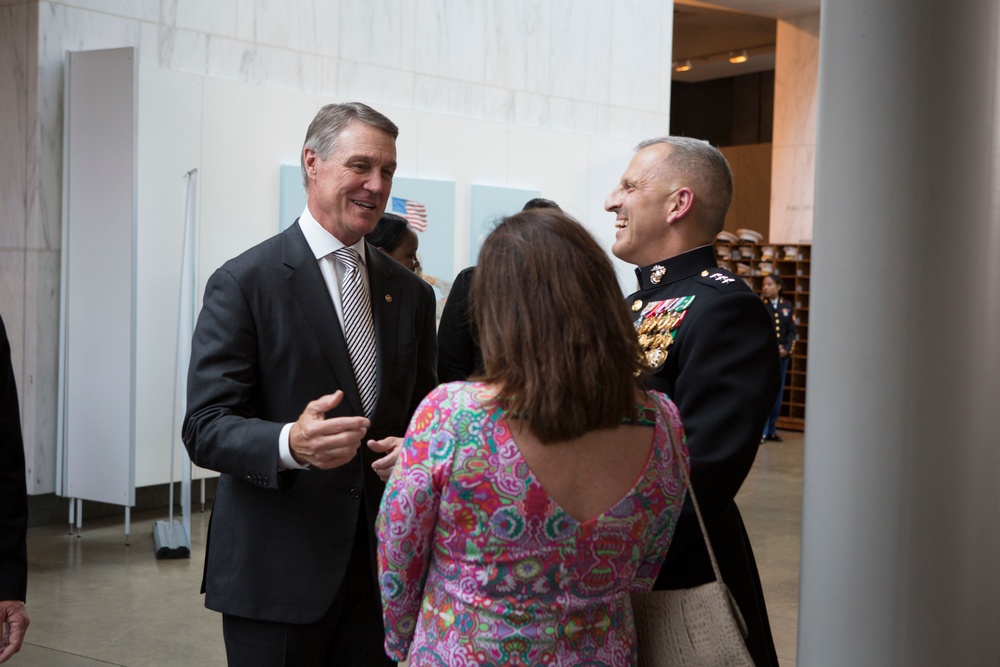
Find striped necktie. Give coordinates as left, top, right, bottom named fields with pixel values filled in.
left=332, top=246, right=377, bottom=417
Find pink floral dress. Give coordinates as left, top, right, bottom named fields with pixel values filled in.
left=376, top=382, right=688, bottom=666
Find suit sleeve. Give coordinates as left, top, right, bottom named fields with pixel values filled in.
left=671, top=291, right=779, bottom=521
left=436, top=267, right=478, bottom=382
left=0, top=315, right=27, bottom=602
left=182, top=267, right=284, bottom=487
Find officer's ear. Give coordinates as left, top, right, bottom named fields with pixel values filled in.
left=665, top=187, right=695, bottom=224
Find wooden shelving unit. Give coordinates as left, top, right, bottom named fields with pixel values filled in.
left=714, top=240, right=811, bottom=432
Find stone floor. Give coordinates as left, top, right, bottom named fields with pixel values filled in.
left=15, top=431, right=803, bottom=666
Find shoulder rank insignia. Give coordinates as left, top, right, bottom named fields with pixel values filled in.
left=706, top=272, right=736, bottom=284
left=633, top=296, right=696, bottom=371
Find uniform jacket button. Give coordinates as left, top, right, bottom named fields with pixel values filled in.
left=349, top=488, right=361, bottom=499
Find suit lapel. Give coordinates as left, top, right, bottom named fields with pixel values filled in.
left=366, top=245, right=400, bottom=421
left=282, top=222, right=366, bottom=416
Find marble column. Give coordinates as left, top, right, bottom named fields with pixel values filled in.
left=0, top=1, right=46, bottom=493
left=769, top=14, right=819, bottom=244
left=799, top=0, right=1000, bottom=664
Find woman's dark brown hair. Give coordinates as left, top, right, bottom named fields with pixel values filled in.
left=471, top=209, right=640, bottom=443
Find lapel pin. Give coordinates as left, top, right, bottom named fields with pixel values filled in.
left=650, top=265, right=666, bottom=284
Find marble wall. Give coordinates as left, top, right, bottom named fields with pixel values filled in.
left=31, top=0, right=673, bottom=134
left=1, top=0, right=50, bottom=494
left=2, top=0, right=676, bottom=493
left=769, top=13, right=819, bottom=244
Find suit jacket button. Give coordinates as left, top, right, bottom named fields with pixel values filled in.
left=349, top=488, right=361, bottom=499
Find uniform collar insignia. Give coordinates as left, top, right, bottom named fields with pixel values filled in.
left=636, top=246, right=718, bottom=289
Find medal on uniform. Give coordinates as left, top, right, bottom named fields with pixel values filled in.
left=644, top=347, right=668, bottom=369
left=632, top=296, right=696, bottom=371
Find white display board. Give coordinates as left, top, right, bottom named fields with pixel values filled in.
left=60, top=47, right=137, bottom=506
left=134, top=67, right=215, bottom=487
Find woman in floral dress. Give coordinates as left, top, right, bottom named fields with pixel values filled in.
left=376, top=209, right=689, bottom=666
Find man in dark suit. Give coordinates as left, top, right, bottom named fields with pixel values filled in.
left=606, top=136, right=781, bottom=666
left=183, top=102, right=437, bottom=666
left=0, top=313, right=29, bottom=664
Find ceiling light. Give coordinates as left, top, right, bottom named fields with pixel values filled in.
left=674, top=59, right=692, bottom=72
left=728, top=50, right=749, bottom=64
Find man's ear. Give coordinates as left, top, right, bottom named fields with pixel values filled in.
left=666, top=187, right=695, bottom=224
left=303, top=147, right=318, bottom=182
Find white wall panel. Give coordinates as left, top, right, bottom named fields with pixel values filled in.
left=506, top=126, right=591, bottom=216
left=412, top=112, right=508, bottom=268
left=134, top=66, right=204, bottom=487
left=60, top=47, right=136, bottom=506
left=198, top=77, right=319, bottom=287
left=583, top=137, right=639, bottom=293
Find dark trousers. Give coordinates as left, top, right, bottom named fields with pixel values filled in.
left=764, top=356, right=789, bottom=436
left=221, top=516, right=393, bottom=667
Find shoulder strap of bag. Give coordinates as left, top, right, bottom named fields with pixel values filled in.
left=651, top=394, right=725, bottom=584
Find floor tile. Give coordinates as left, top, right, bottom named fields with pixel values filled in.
left=15, top=642, right=122, bottom=665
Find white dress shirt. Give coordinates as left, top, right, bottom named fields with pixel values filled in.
left=278, top=207, right=371, bottom=470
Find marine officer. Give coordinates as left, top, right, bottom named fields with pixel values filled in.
left=606, top=136, right=781, bottom=666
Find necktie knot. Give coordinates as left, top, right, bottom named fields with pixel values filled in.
left=333, top=246, right=360, bottom=272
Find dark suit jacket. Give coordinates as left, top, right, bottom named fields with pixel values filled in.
left=629, top=245, right=780, bottom=667
left=183, top=222, right=437, bottom=624
left=0, top=313, right=28, bottom=604
left=436, top=266, right=482, bottom=382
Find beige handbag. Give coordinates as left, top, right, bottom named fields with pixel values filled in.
left=632, top=405, right=754, bottom=666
